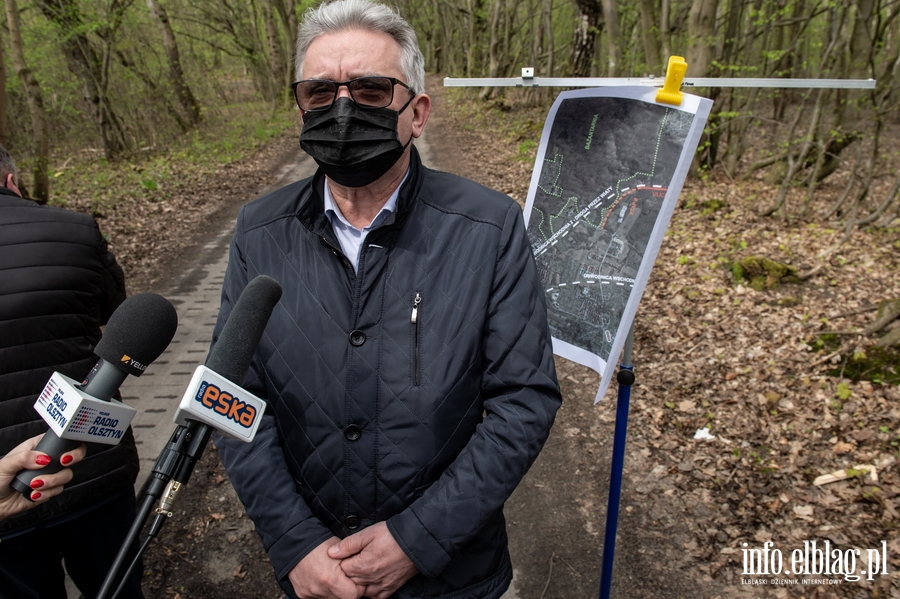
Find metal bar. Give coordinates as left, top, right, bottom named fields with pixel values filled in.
left=598, top=324, right=636, bottom=599
left=443, top=76, right=876, bottom=89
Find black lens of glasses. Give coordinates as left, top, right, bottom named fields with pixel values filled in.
left=294, top=77, right=399, bottom=111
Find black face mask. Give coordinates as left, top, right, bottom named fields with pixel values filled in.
left=300, top=96, right=412, bottom=188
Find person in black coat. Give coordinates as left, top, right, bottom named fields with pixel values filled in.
left=0, top=143, right=144, bottom=598
left=213, top=2, right=561, bottom=598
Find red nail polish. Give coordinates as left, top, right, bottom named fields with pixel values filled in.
left=61, top=455, right=73, bottom=465
left=31, top=492, right=42, bottom=500
left=35, top=455, right=51, bottom=466
left=30, top=479, right=44, bottom=489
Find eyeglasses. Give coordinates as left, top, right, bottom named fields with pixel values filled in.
left=291, top=76, right=414, bottom=112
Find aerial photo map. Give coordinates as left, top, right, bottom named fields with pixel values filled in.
left=524, top=87, right=711, bottom=402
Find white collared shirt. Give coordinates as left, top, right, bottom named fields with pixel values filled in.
left=323, top=173, right=407, bottom=272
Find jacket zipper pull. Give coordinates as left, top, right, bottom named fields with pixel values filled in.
left=411, top=293, right=421, bottom=324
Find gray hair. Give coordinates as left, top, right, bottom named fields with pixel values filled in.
left=295, top=0, right=425, bottom=95
left=0, top=143, right=18, bottom=186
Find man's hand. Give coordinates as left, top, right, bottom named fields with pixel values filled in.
left=328, top=522, right=419, bottom=599
left=0, top=435, right=86, bottom=519
left=288, top=537, right=365, bottom=599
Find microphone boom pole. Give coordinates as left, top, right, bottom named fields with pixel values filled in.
left=97, top=275, right=282, bottom=599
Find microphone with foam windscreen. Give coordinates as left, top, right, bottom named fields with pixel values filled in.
left=206, top=274, right=284, bottom=384
left=165, top=273, right=283, bottom=486
left=97, top=275, right=282, bottom=599
left=11, top=293, right=178, bottom=498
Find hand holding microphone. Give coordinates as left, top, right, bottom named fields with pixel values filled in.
left=11, top=292, right=178, bottom=498
left=0, top=435, right=86, bottom=518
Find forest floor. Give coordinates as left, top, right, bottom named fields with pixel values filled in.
left=74, top=76, right=900, bottom=598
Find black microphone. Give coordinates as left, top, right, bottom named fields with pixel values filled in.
left=164, top=274, right=283, bottom=494
left=11, top=292, right=178, bottom=497
left=206, top=275, right=284, bottom=384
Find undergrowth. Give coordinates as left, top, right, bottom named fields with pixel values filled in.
left=40, top=100, right=297, bottom=214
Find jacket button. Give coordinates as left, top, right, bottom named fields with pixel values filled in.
left=349, top=330, right=366, bottom=346
left=344, top=424, right=361, bottom=441
left=344, top=515, right=361, bottom=530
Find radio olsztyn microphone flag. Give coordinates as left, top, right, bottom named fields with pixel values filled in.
left=171, top=275, right=282, bottom=442
left=30, top=292, right=178, bottom=445
left=13, top=292, right=178, bottom=497
left=34, top=372, right=136, bottom=444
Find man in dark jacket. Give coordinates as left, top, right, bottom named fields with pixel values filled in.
left=0, top=143, right=144, bottom=598
left=213, top=1, right=561, bottom=598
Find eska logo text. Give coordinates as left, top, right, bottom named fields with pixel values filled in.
left=195, top=382, right=257, bottom=428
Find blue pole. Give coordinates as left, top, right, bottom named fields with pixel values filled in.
left=598, top=325, right=635, bottom=599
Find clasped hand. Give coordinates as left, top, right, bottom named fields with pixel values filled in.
left=288, top=522, right=418, bottom=599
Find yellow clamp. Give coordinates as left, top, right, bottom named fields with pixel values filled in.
left=656, top=56, right=687, bottom=106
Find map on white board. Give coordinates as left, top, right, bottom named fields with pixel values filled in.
left=523, top=86, right=712, bottom=403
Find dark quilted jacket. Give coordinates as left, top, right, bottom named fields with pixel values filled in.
left=0, top=188, right=135, bottom=538
left=214, top=147, right=561, bottom=598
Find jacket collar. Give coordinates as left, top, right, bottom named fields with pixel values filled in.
left=297, top=145, right=425, bottom=237
left=0, top=186, right=23, bottom=200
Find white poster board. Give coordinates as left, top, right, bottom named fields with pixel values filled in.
left=523, top=86, right=712, bottom=403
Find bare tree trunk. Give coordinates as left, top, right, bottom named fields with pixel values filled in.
left=529, top=0, right=555, bottom=103
left=544, top=0, right=555, bottom=76
left=660, top=0, right=671, bottom=60
left=599, top=0, right=621, bottom=76
left=273, top=0, right=298, bottom=97
left=436, top=1, right=452, bottom=73
left=504, top=0, right=513, bottom=77
left=145, top=0, right=201, bottom=125
left=4, top=0, right=49, bottom=202
left=466, top=0, right=485, bottom=76
left=831, top=0, right=874, bottom=150
left=0, top=29, right=7, bottom=147
left=569, top=0, right=602, bottom=76
left=639, top=0, right=661, bottom=74
left=686, top=0, right=718, bottom=77
left=479, top=0, right=503, bottom=100
left=433, top=1, right=453, bottom=74
left=848, top=0, right=875, bottom=80
left=524, top=0, right=540, bottom=104
left=859, top=174, right=900, bottom=227
left=698, top=0, right=742, bottom=169
left=718, top=0, right=742, bottom=75
left=762, top=90, right=825, bottom=218
left=858, top=123, right=881, bottom=193
left=261, top=0, right=286, bottom=103
left=722, top=90, right=759, bottom=175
